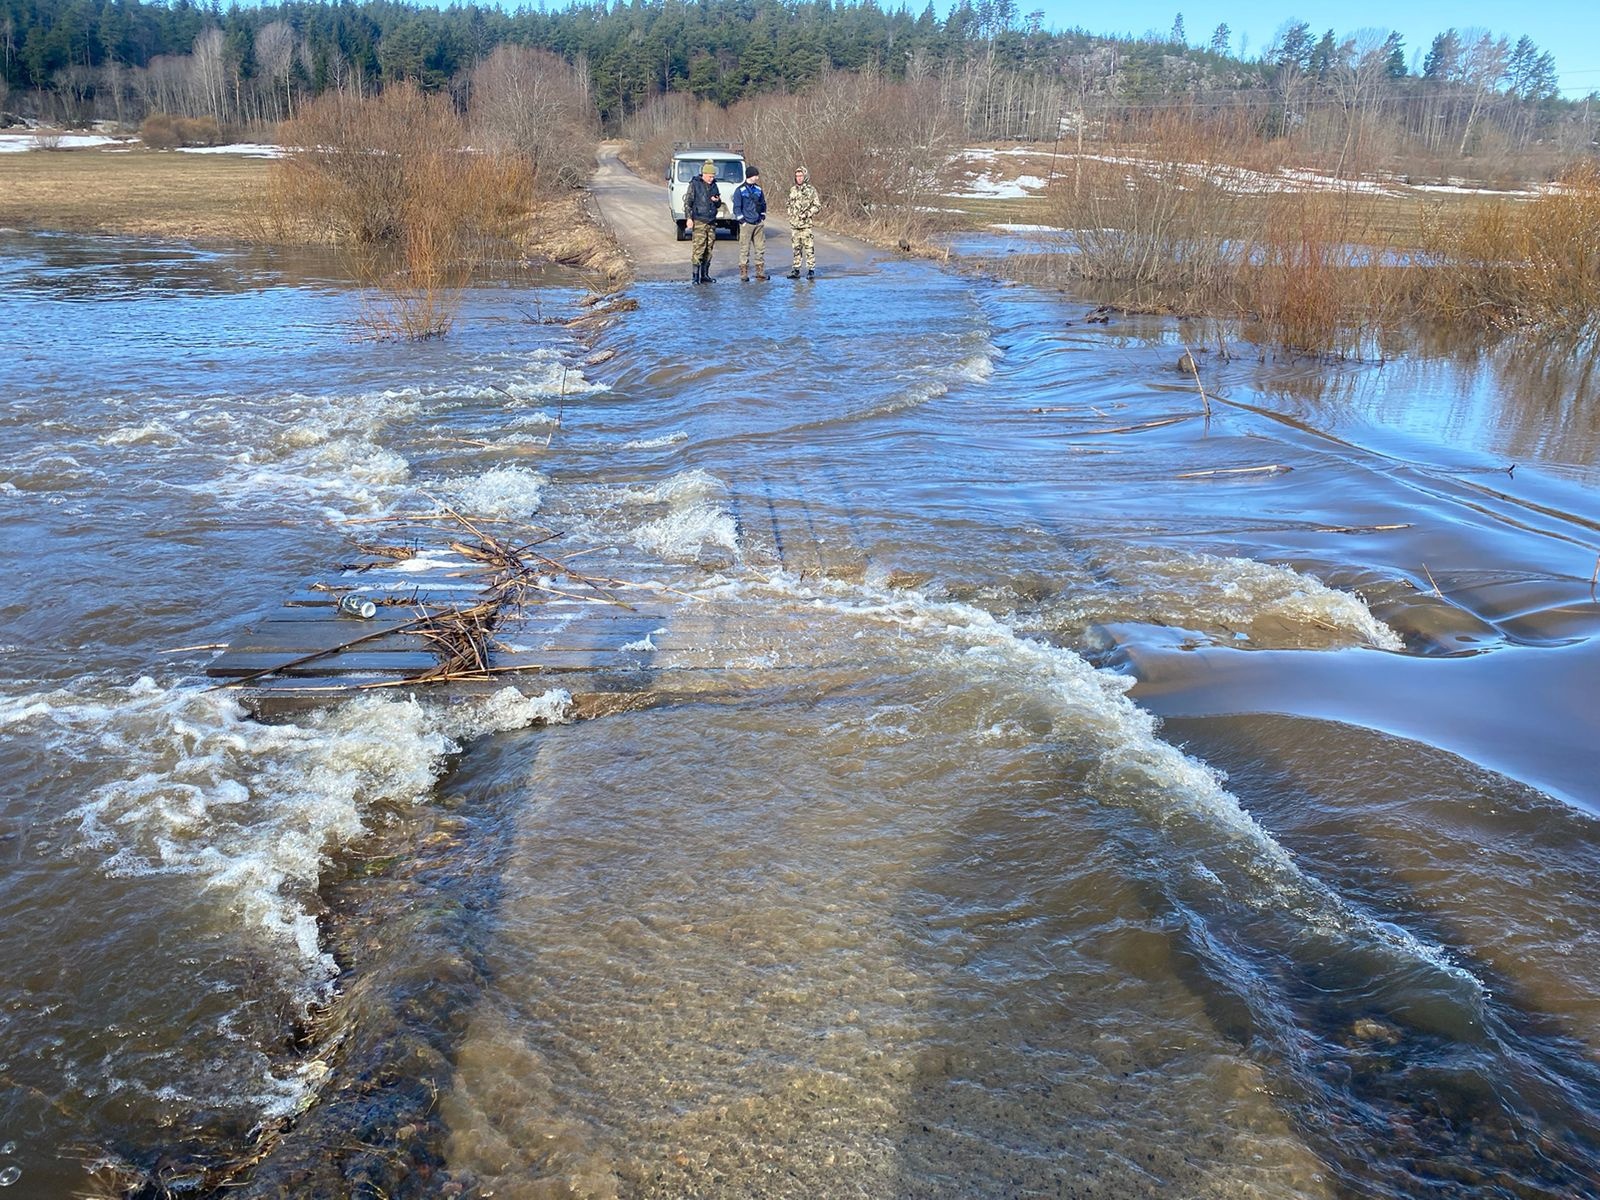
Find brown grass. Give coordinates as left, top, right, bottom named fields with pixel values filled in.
left=0, top=145, right=266, bottom=239
left=1420, top=160, right=1600, bottom=337
left=0, top=136, right=629, bottom=303
left=1010, top=113, right=1599, bottom=352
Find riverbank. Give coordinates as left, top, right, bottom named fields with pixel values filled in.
left=0, top=144, right=629, bottom=284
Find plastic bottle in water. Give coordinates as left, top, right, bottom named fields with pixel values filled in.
left=337, top=594, right=378, bottom=619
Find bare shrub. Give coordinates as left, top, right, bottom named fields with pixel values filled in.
left=1241, top=190, right=1402, bottom=353
left=1422, top=159, right=1600, bottom=337
left=468, top=45, right=596, bottom=191
left=175, top=116, right=222, bottom=145
left=782, top=71, right=961, bottom=243
left=139, top=112, right=181, bottom=148
left=1047, top=113, right=1278, bottom=306
left=621, top=92, right=727, bottom=183
left=1036, top=111, right=1420, bottom=352
left=265, top=84, right=533, bottom=338
left=31, top=129, right=64, bottom=150
left=139, top=112, right=222, bottom=149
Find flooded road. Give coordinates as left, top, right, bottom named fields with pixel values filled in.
left=2, top=226, right=1600, bottom=1199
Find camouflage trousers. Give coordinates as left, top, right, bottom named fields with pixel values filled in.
left=690, top=221, right=717, bottom=268
left=738, top=222, right=766, bottom=270
left=791, top=224, right=816, bottom=270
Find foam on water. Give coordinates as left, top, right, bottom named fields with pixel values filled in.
left=446, top=466, right=550, bottom=520
left=727, top=571, right=1480, bottom=1008
left=1056, top=548, right=1404, bottom=651
left=617, top=469, right=740, bottom=562
left=621, top=431, right=689, bottom=450
left=0, top=679, right=573, bottom=1136
left=12, top=680, right=572, bottom=990
left=99, top=419, right=179, bottom=448
left=485, top=350, right=607, bottom=403
left=176, top=389, right=426, bottom=516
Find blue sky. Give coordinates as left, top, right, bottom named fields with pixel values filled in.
left=1027, top=0, right=1600, bottom=97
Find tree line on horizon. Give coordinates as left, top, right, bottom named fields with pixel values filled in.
left=1, top=0, right=1593, bottom=170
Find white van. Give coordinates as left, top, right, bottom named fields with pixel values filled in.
left=666, top=143, right=746, bottom=241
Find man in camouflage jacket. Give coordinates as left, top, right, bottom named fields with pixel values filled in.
left=685, top=159, right=722, bottom=284
left=786, top=166, right=822, bottom=279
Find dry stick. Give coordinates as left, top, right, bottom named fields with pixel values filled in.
left=205, top=611, right=450, bottom=691
left=1422, top=563, right=1443, bottom=598
left=519, top=580, right=634, bottom=606
left=1181, top=345, right=1212, bottom=418
left=576, top=577, right=704, bottom=602
left=1315, top=522, right=1413, bottom=534
left=507, top=532, right=566, bottom=558
left=1076, top=414, right=1195, bottom=436
left=160, top=642, right=230, bottom=653
left=1174, top=464, right=1289, bottom=478
left=520, top=549, right=635, bottom=610
left=1590, top=553, right=1599, bottom=597
left=340, top=512, right=491, bottom=526
left=424, top=498, right=632, bottom=611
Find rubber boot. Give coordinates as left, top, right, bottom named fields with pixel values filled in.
left=740, top=265, right=749, bottom=283
left=691, top=263, right=701, bottom=284
left=701, top=260, right=714, bottom=283
left=755, top=265, right=769, bottom=281
left=806, top=269, right=815, bottom=280
left=787, top=267, right=801, bottom=279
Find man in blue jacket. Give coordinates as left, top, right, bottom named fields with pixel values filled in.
left=732, top=166, right=769, bottom=283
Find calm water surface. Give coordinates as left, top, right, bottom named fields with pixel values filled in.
left=2, top=229, right=1599, bottom=1198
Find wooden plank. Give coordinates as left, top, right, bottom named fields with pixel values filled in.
left=252, top=606, right=465, bottom=623
left=226, top=625, right=433, bottom=655
left=206, top=651, right=443, bottom=677
left=285, top=589, right=486, bottom=608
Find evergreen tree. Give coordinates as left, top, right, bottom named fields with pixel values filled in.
left=1382, top=31, right=1405, bottom=78
left=1423, top=28, right=1461, bottom=80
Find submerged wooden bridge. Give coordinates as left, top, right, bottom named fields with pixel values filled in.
left=205, top=546, right=712, bottom=718
left=203, top=496, right=893, bottom=719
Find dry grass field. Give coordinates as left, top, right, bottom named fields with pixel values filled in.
left=939, top=142, right=1529, bottom=249
left=0, top=141, right=629, bottom=288
left=0, top=145, right=271, bottom=239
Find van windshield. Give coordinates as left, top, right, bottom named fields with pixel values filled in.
left=676, top=159, right=743, bottom=184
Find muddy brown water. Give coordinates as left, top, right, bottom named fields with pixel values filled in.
left=1, top=228, right=1599, bottom=1198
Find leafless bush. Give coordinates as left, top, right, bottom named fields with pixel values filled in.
left=1240, top=190, right=1405, bottom=353
left=468, top=45, right=596, bottom=191
left=1038, top=112, right=1418, bottom=352
left=263, top=84, right=533, bottom=338
left=138, top=113, right=222, bottom=148
left=622, top=92, right=725, bottom=181
left=1048, top=113, right=1277, bottom=304
left=779, top=71, right=960, bottom=241
left=1421, top=159, right=1600, bottom=338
